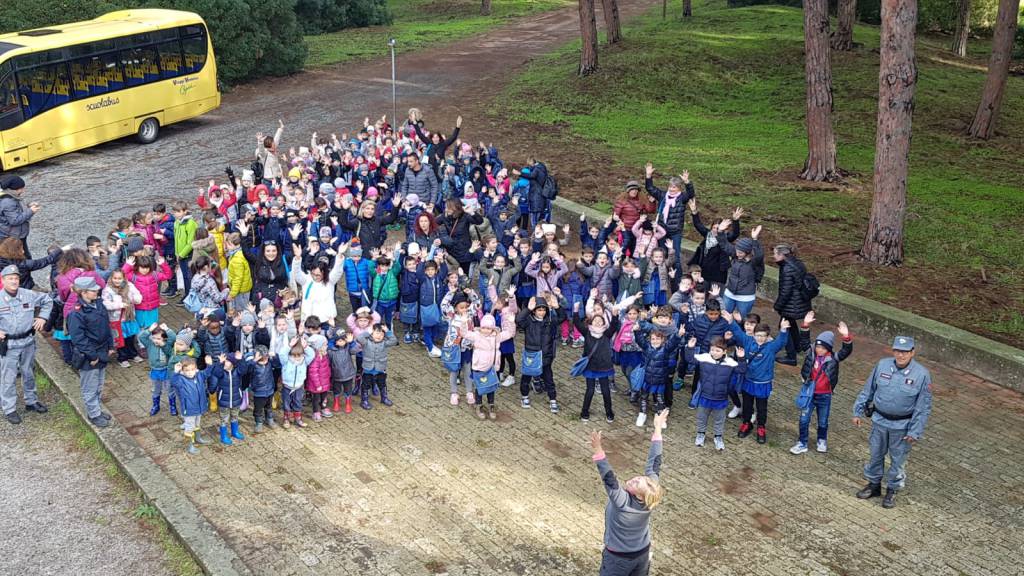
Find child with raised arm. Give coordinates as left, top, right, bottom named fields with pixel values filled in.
left=590, top=409, right=667, bottom=576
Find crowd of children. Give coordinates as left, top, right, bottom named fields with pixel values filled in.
left=37, top=110, right=855, bottom=456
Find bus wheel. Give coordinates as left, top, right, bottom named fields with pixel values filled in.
left=137, top=118, right=160, bottom=144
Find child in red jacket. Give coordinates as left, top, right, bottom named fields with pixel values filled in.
left=305, top=334, right=333, bottom=421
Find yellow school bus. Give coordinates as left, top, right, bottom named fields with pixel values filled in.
left=0, top=9, right=220, bottom=170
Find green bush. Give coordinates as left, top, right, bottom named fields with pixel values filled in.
left=295, top=0, right=391, bottom=35
left=0, top=0, right=307, bottom=85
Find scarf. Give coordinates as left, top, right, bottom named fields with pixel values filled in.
left=113, top=281, right=136, bottom=321
left=660, top=191, right=680, bottom=223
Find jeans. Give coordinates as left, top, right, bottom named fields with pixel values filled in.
left=79, top=366, right=106, bottom=419
left=422, top=325, right=439, bottom=352
left=281, top=387, right=304, bottom=413
left=864, top=423, right=913, bottom=490
left=151, top=377, right=175, bottom=401
left=449, top=356, right=473, bottom=395
left=375, top=300, right=396, bottom=330
left=723, top=294, right=755, bottom=319
left=798, top=392, right=831, bottom=445
left=582, top=377, right=613, bottom=419
left=178, top=256, right=193, bottom=295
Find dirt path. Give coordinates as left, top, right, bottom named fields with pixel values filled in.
left=19, top=0, right=660, bottom=259
left=0, top=387, right=181, bottom=576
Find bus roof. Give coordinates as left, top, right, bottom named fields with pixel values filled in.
left=0, top=9, right=203, bottom=56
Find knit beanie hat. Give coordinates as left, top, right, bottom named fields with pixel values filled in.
left=175, top=329, right=194, bottom=348
left=815, top=331, right=835, bottom=351
left=736, top=238, right=755, bottom=254
left=309, top=334, right=328, bottom=350
left=240, top=311, right=257, bottom=327
left=480, top=314, right=496, bottom=329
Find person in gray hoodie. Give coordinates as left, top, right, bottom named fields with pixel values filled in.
left=590, top=409, right=668, bottom=576
left=327, top=328, right=359, bottom=414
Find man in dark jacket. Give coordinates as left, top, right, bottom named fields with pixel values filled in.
left=67, top=276, right=114, bottom=428
left=644, top=163, right=695, bottom=272
left=399, top=155, right=438, bottom=203
left=773, top=244, right=813, bottom=365
left=0, top=175, right=39, bottom=259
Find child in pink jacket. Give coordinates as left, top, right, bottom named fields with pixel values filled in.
left=631, top=215, right=667, bottom=260
left=123, top=254, right=173, bottom=329
left=304, top=334, right=333, bottom=421
left=459, top=302, right=517, bottom=421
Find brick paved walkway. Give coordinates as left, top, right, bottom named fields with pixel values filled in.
left=46, top=297, right=1024, bottom=576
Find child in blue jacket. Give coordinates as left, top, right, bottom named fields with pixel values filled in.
left=207, top=353, right=248, bottom=446
left=171, top=357, right=212, bottom=455
left=685, top=335, right=747, bottom=452
left=236, top=345, right=280, bottom=433
left=726, top=310, right=791, bottom=445
left=634, top=322, right=687, bottom=428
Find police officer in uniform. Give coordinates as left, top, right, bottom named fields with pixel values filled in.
left=0, top=264, right=53, bottom=424
left=67, top=276, right=114, bottom=428
left=852, top=336, right=933, bottom=508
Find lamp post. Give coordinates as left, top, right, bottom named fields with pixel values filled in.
left=388, top=38, right=397, bottom=127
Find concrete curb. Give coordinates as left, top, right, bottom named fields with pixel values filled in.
left=34, top=342, right=252, bottom=576
left=552, top=197, right=1024, bottom=392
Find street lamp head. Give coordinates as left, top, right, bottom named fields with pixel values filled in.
left=388, top=38, right=396, bottom=47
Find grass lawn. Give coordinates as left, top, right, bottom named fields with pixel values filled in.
left=496, top=0, right=1024, bottom=347
left=305, top=0, right=574, bottom=68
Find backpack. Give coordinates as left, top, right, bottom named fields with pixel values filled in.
left=802, top=272, right=821, bottom=300
left=539, top=164, right=558, bottom=200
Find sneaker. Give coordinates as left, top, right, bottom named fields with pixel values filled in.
left=606, top=415, right=615, bottom=423
left=132, top=356, right=145, bottom=363
left=561, top=338, right=570, bottom=346
left=549, top=400, right=559, bottom=414
left=403, top=333, right=413, bottom=344
left=323, top=408, right=333, bottom=418
left=6, top=411, right=22, bottom=425
left=476, top=405, right=486, bottom=420
left=283, top=419, right=291, bottom=429
left=727, top=406, right=742, bottom=419
left=571, top=338, right=584, bottom=349
left=737, top=422, right=753, bottom=438
left=501, top=375, right=515, bottom=388
left=119, top=360, right=131, bottom=368
left=295, top=418, right=308, bottom=428
left=159, top=298, right=168, bottom=306
left=429, top=348, right=442, bottom=358
left=635, top=412, right=647, bottom=427
left=580, top=414, right=590, bottom=422
left=266, top=418, right=278, bottom=429
left=466, top=392, right=475, bottom=405
left=312, top=412, right=322, bottom=422
left=450, top=393, right=459, bottom=406
left=756, top=426, right=767, bottom=444
left=695, top=432, right=706, bottom=447
left=775, top=355, right=798, bottom=366
left=521, top=396, right=531, bottom=409
left=816, top=439, right=828, bottom=453
left=714, top=436, right=725, bottom=451
left=488, top=406, right=497, bottom=420
left=790, top=442, right=808, bottom=455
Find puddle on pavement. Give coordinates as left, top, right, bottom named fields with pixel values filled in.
left=717, top=466, right=755, bottom=495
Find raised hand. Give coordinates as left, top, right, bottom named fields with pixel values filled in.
left=645, top=162, right=654, bottom=179
left=837, top=321, right=849, bottom=338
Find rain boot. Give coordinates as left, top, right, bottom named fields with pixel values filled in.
left=361, top=387, right=372, bottom=410
left=344, top=396, right=352, bottom=414
left=380, top=384, right=393, bottom=407
left=332, top=395, right=341, bottom=413
left=372, top=382, right=381, bottom=397
left=219, top=425, right=233, bottom=446
left=230, top=421, right=245, bottom=441
left=195, top=430, right=210, bottom=445
left=186, top=434, right=199, bottom=455
left=168, top=397, right=178, bottom=416
left=149, top=396, right=161, bottom=416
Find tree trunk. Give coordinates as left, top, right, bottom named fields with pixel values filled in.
left=860, top=0, right=918, bottom=266
left=579, top=0, right=599, bottom=75
left=683, top=0, right=692, bottom=17
left=601, top=0, right=622, bottom=44
left=831, top=0, right=857, bottom=50
left=480, top=0, right=491, bottom=15
left=951, top=0, right=970, bottom=57
left=800, top=0, right=838, bottom=182
left=967, top=0, right=1020, bottom=139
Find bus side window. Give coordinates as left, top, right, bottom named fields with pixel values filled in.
left=14, top=62, right=69, bottom=119
left=156, top=41, right=183, bottom=80
left=181, top=36, right=206, bottom=74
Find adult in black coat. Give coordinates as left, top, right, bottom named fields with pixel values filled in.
left=437, top=198, right=483, bottom=274
left=515, top=159, right=548, bottom=227
left=644, top=162, right=695, bottom=272
left=239, top=226, right=289, bottom=305
left=687, top=201, right=741, bottom=286
left=773, top=244, right=813, bottom=364
left=413, top=115, right=461, bottom=178
left=0, top=238, right=63, bottom=291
